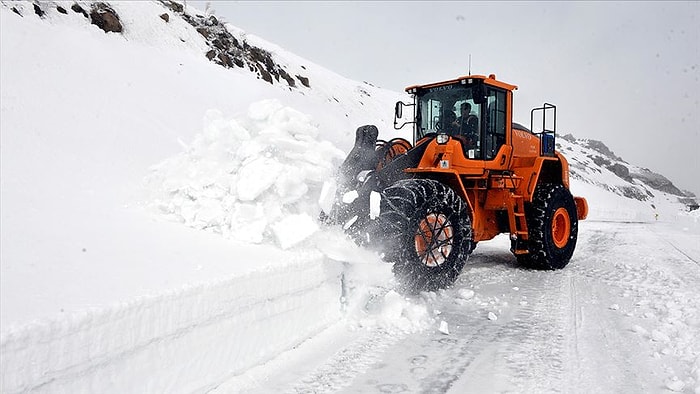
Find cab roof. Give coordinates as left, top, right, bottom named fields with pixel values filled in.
left=405, top=74, right=518, bottom=93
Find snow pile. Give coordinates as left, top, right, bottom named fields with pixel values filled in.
left=145, top=99, right=436, bottom=335
left=144, top=97, right=438, bottom=332
left=146, top=99, right=345, bottom=248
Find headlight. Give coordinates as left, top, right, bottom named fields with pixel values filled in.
left=436, top=133, right=450, bottom=144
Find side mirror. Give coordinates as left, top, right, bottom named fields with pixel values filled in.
left=395, top=101, right=403, bottom=118
left=393, top=101, right=415, bottom=130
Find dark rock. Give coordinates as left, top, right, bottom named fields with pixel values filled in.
left=160, top=0, right=183, bottom=13
left=631, top=168, right=687, bottom=197
left=606, top=163, right=632, bottom=182
left=619, top=186, right=648, bottom=201
left=590, top=155, right=610, bottom=167
left=160, top=13, right=169, bottom=22
left=560, top=133, right=576, bottom=143
left=206, top=50, right=216, bottom=60
left=196, top=27, right=210, bottom=38
left=586, top=139, right=622, bottom=161
left=257, top=64, right=273, bottom=84
left=57, top=5, right=67, bottom=14
left=11, top=6, right=22, bottom=16
left=296, top=75, right=310, bottom=87
left=279, top=69, right=296, bottom=87
left=684, top=200, right=699, bottom=211
left=90, top=3, right=123, bottom=33
left=212, top=38, right=227, bottom=50
left=217, top=52, right=233, bottom=68
left=72, top=3, right=88, bottom=18
left=33, top=3, right=45, bottom=18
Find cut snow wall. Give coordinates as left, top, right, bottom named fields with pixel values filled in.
left=0, top=255, right=342, bottom=393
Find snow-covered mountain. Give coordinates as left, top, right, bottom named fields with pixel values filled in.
left=1, top=2, right=698, bottom=393
left=558, top=134, right=698, bottom=214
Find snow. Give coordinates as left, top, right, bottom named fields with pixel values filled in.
left=369, top=190, right=381, bottom=220
left=439, top=320, right=450, bottom=335
left=2, top=2, right=699, bottom=393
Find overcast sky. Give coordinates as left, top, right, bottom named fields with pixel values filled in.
left=190, top=1, right=699, bottom=198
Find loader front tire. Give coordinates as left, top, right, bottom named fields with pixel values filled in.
left=519, top=184, right=578, bottom=270
left=371, top=179, right=472, bottom=293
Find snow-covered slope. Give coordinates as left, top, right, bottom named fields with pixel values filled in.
left=560, top=134, right=697, bottom=222
left=1, top=2, right=698, bottom=393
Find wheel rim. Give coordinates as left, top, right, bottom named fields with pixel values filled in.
left=377, top=140, right=411, bottom=170
left=414, top=213, right=454, bottom=267
left=551, top=207, right=571, bottom=248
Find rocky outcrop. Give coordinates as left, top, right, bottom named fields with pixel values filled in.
left=586, top=139, right=623, bottom=162
left=7, top=1, right=308, bottom=89
left=89, top=3, right=122, bottom=33
left=631, top=168, right=689, bottom=197
left=159, top=0, right=308, bottom=88
left=607, top=163, right=633, bottom=183
left=562, top=134, right=698, bottom=209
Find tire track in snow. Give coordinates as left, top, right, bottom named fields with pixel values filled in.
left=573, top=221, right=700, bottom=391
left=274, top=221, right=697, bottom=393
left=283, top=329, right=403, bottom=394
left=489, top=272, right=568, bottom=393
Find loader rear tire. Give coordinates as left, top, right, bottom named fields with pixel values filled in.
left=518, top=184, right=578, bottom=270
left=371, top=179, right=473, bottom=293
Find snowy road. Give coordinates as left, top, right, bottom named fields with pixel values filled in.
left=218, top=220, right=700, bottom=393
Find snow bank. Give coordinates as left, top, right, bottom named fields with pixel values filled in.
left=0, top=254, right=342, bottom=393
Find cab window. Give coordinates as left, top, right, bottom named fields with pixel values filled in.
left=485, top=88, right=506, bottom=160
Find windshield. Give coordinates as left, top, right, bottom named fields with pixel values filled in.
left=415, top=82, right=508, bottom=161
left=416, top=83, right=483, bottom=158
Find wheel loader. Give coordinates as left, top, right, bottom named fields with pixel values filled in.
left=322, top=73, right=588, bottom=292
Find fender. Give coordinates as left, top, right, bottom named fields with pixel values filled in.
left=515, top=153, right=569, bottom=201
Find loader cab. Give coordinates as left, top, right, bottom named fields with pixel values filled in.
left=400, top=75, right=514, bottom=164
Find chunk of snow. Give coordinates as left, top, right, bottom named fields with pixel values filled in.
left=487, top=312, right=498, bottom=321
left=379, top=290, right=406, bottom=321
left=609, top=304, right=620, bottom=310
left=228, top=203, right=268, bottom=243
left=651, top=329, right=671, bottom=343
left=343, top=215, right=358, bottom=230
left=318, top=180, right=337, bottom=215
left=274, top=167, right=309, bottom=203
left=271, top=214, right=319, bottom=249
left=342, top=190, right=359, bottom=204
left=632, top=325, right=649, bottom=336
left=439, top=320, right=449, bottom=335
left=369, top=191, right=381, bottom=219
left=457, top=289, right=475, bottom=300
left=664, top=376, right=685, bottom=392
left=237, top=157, right=284, bottom=201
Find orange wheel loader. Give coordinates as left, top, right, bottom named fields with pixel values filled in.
left=322, top=74, right=588, bottom=292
